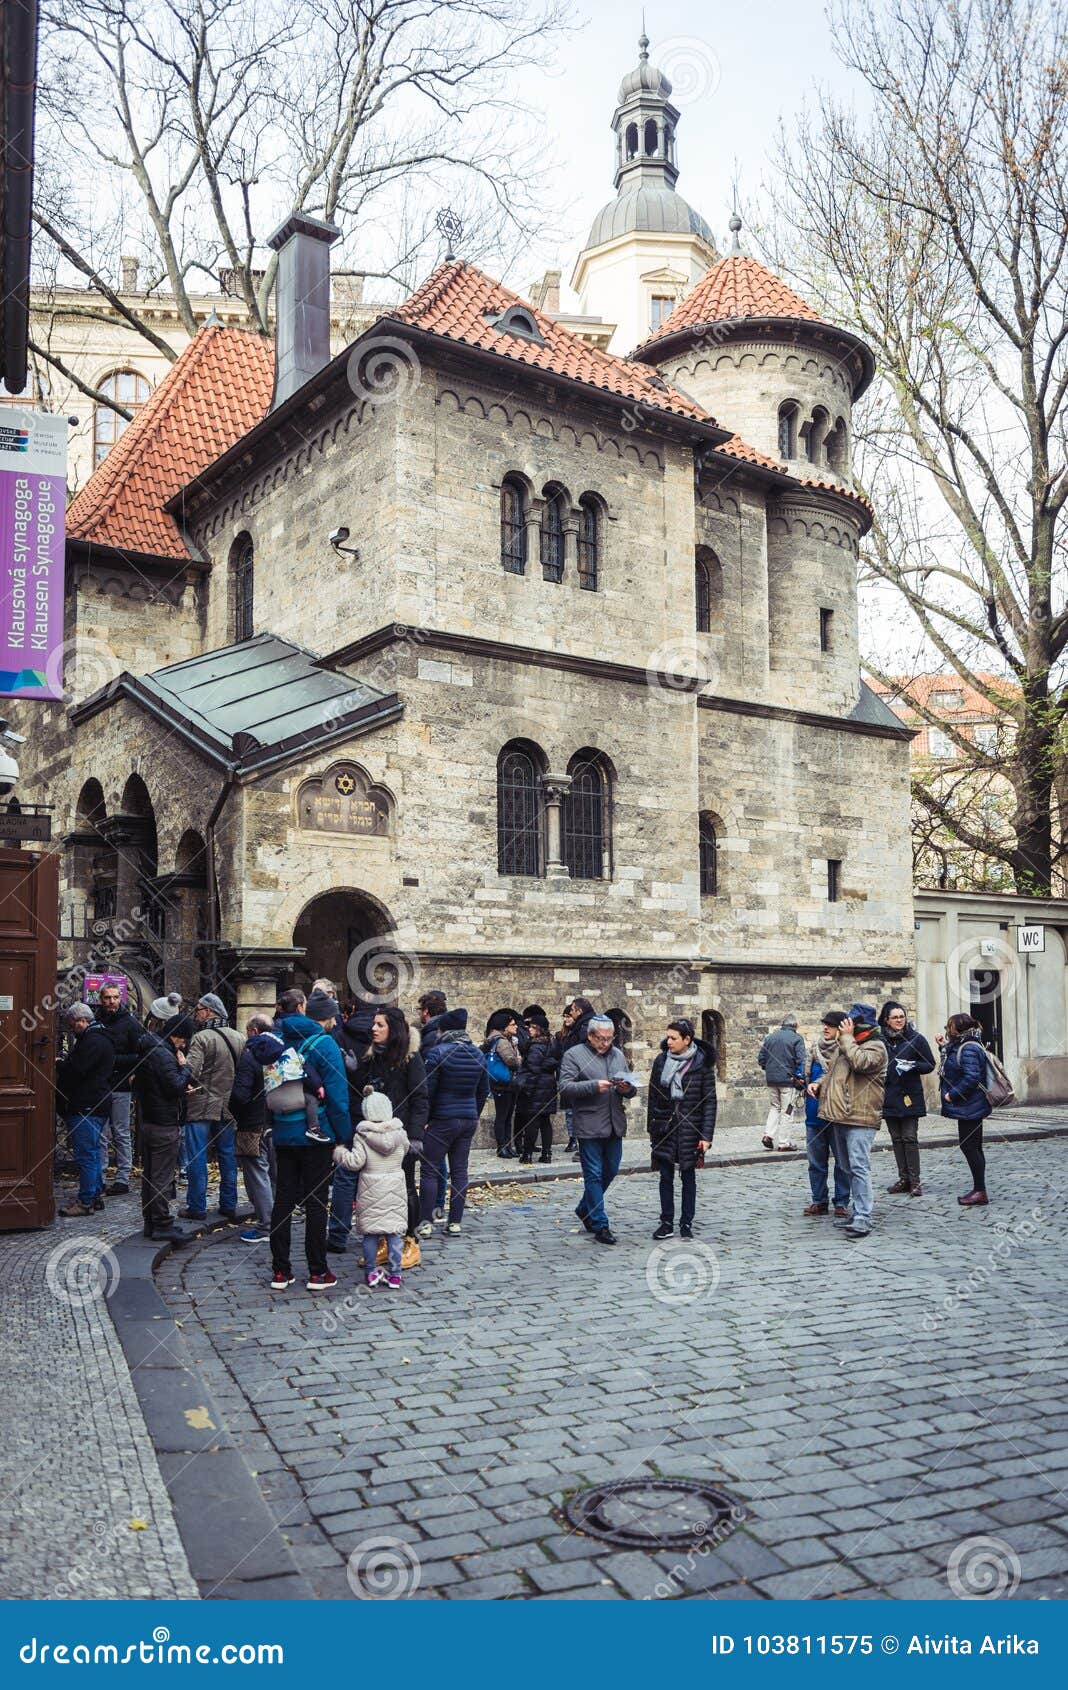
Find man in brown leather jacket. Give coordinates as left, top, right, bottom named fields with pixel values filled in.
left=809, top=1002, right=887, bottom=1241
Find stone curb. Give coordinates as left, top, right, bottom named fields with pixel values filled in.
left=466, top=1122, right=1068, bottom=1190
left=107, top=1214, right=314, bottom=1601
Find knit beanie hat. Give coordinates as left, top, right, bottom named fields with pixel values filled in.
left=150, top=991, right=183, bottom=1021
left=524, top=1010, right=550, bottom=1034
left=848, top=1002, right=878, bottom=1027
left=162, top=1014, right=193, bottom=1041
left=197, top=991, right=228, bottom=1022
left=307, top=989, right=340, bottom=1023
left=361, top=1085, right=396, bottom=1125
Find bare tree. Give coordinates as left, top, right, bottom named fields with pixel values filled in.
left=33, top=0, right=568, bottom=389
left=772, top=0, right=1068, bottom=893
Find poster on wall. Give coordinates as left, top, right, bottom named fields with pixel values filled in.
left=0, top=408, right=67, bottom=699
left=83, top=973, right=129, bottom=1005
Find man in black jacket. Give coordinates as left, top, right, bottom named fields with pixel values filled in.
left=229, top=1013, right=280, bottom=1242
left=57, top=1004, right=116, bottom=1217
left=132, top=1015, right=192, bottom=1241
left=94, top=984, right=141, bottom=1195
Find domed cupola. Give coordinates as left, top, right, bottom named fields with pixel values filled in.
left=571, top=33, right=717, bottom=356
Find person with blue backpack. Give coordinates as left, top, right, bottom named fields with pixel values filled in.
left=802, top=1012, right=852, bottom=1217
left=482, top=1008, right=523, bottom=1158
left=268, top=989, right=352, bottom=1291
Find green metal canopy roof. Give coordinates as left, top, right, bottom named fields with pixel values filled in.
left=70, top=633, right=403, bottom=776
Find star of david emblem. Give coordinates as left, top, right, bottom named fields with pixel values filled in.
left=335, top=772, right=357, bottom=796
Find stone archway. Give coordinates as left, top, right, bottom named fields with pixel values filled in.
left=292, top=888, right=404, bottom=1006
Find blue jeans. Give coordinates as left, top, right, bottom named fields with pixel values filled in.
left=576, top=1135, right=624, bottom=1232
left=328, top=1163, right=358, bottom=1248
left=362, top=1233, right=402, bottom=1273
left=806, top=1121, right=851, bottom=1208
left=69, top=1114, right=105, bottom=1207
left=419, top=1119, right=477, bottom=1225
left=184, top=1119, right=237, bottom=1215
left=841, top=1125, right=876, bottom=1230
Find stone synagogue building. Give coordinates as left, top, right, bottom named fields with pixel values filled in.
left=15, top=38, right=914, bottom=1123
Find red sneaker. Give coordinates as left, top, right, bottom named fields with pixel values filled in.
left=307, top=1270, right=338, bottom=1290
left=270, top=1270, right=294, bottom=1290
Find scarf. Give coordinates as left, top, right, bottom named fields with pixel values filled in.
left=661, top=1048, right=695, bottom=1099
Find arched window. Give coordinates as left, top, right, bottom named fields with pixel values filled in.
left=540, top=484, right=567, bottom=584
left=644, top=118, right=659, bottom=155
left=699, top=813, right=719, bottom=895
left=694, top=548, right=721, bottom=634
left=231, top=534, right=254, bottom=641
left=94, top=369, right=151, bottom=465
left=563, top=749, right=612, bottom=880
left=807, top=406, right=830, bottom=466
left=625, top=122, right=639, bottom=159
left=578, top=494, right=600, bottom=591
left=500, top=476, right=528, bottom=574
left=777, top=400, right=799, bottom=459
left=827, top=417, right=849, bottom=474
left=701, top=1009, right=726, bottom=1080
left=497, top=741, right=543, bottom=877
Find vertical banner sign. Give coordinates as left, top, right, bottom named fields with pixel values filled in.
left=0, top=407, right=67, bottom=698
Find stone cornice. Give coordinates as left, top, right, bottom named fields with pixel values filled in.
left=415, top=949, right=909, bottom=977
left=325, top=625, right=913, bottom=741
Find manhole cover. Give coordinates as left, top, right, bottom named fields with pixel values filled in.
left=563, top=1479, right=742, bottom=1550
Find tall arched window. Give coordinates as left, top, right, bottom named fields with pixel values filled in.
left=563, top=749, right=612, bottom=880
left=777, top=400, right=799, bottom=459
left=540, top=484, right=567, bottom=583
left=625, top=122, right=639, bottom=159
left=500, top=476, right=528, bottom=574
left=497, top=741, right=544, bottom=876
left=94, top=369, right=151, bottom=465
left=808, top=406, right=830, bottom=466
left=578, top=494, right=600, bottom=591
left=231, top=534, right=254, bottom=641
left=699, top=812, right=719, bottom=895
left=695, top=548, right=722, bottom=634
left=644, top=118, right=659, bottom=155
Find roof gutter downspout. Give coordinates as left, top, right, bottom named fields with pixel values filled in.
left=205, top=764, right=237, bottom=961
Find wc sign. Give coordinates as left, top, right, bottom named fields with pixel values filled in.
left=1016, top=924, right=1045, bottom=954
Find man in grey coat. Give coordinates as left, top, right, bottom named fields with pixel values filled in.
left=558, top=1014, right=636, bottom=1245
left=757, top=1013, right=806, bottom=1151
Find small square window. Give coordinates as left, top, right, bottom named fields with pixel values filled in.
left=650, top=294, right=674, bottom=331
left=827, top=859, right=841, bottom=902
left=973, top=722, right=998, bottom=752
left=927, top=727, right=954, bottom=758
left=931, top=688, right=964, bottom=709
left=819, top=608, right=833, bottom=652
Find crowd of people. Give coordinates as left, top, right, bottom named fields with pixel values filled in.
left=758, top=1000, right=1001, bottom=1239
left=53, top=979, right=1003, bottom=1288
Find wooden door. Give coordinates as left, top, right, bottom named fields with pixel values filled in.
left=0, top=847, right=59, bottom=1229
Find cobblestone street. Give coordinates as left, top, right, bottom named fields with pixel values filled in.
left=154, top=1138, right=1068, bottom=1601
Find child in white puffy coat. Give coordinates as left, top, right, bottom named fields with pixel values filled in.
left=333, top=1087, right=410, bottom=1288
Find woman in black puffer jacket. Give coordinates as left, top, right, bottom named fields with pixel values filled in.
left=647, top=1019, right=717, bottom=1240
left=878, top=1000, right=936, bottom=1198
left=354, top=1007, right=429, bottom=1236
left=516, top=1011, right=559, bottom=1164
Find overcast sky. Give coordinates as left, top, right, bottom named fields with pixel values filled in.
left=517, top=0, right=868, bottom=299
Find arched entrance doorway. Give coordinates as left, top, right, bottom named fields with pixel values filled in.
left=292, top=889, right=405, bottom=1005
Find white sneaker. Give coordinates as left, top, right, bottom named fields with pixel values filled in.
left=416, top=1221, right=433, bottom=1239
left=446, top=1222, right=462, bottom=1236
left=432, top=1206, right=446, bottom=1223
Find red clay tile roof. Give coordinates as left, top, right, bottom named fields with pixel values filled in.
left=67, top=324, right=274, bottom=561
left=392, top=260, right=714, bottom=425
left=636, top=254, right=823, bottom=352
left=710, top=435, right=873, bottom=524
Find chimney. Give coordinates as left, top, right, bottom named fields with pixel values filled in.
left=266, top=212, right=341, bottom=410
left=528, top=268, right=561, bottom=315
left=120, top=255, right=139, bottom=293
